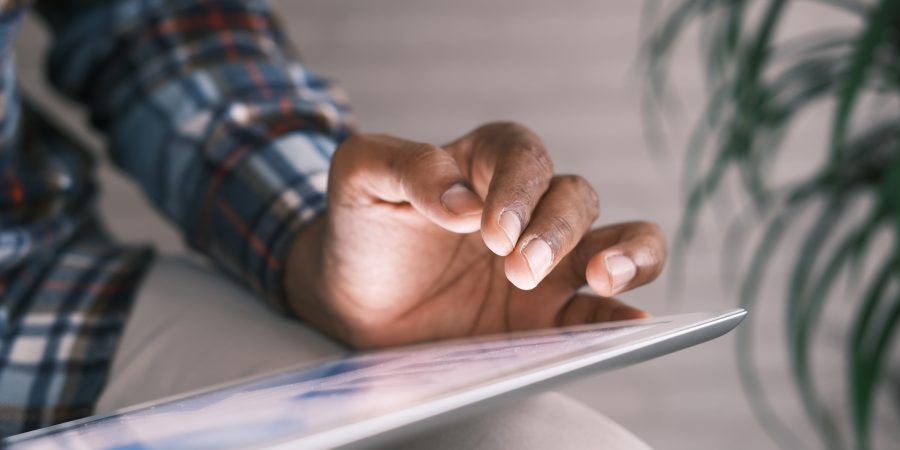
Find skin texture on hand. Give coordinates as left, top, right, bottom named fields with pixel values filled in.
left=285, top=122, right=667, bottom=348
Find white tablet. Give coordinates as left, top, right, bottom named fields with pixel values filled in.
left=5, top=308, right=746, bottom=450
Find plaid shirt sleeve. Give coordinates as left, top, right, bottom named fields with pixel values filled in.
left=36, top=0, right=355, bottom=311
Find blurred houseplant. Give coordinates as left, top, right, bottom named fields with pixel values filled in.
left=643, top=0, right=900, bottom=449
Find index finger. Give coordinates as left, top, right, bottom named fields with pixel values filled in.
left=451, top=122, right=555, bottom=256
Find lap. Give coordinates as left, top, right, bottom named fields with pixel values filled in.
left=98, top=255, right=651, bottom=450
left=96, top=255, right=344, bottom=411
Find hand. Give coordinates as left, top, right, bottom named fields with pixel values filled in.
left=285, top=122, right=667, bottom=348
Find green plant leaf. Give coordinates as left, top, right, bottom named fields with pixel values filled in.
left=721, top=212, right=753, bottom=289
left=681, top=85, right=729, bottom=195
left=719, top=0, right=789, bottom=210
left=642, top=0, right=900, bottom=447
left=737, top=210, right=807, bottom=450
left=846, top=154, right=900, bottom=449
left=816, top=0, right=868, bottom=16
left=644, top=0, right=715, bottom=102
left=849, top=254, right=896, bottom=450
left=641, top=0, right=727, bottom=159
left=702, top=1, right=746, bottom=87
left=788, top=199, right=861, bottom=450
left=828, top=0, right=900, bottom=162
left=856, top=288, right=900, bottom=450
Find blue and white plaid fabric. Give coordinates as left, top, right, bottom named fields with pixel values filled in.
left=0, top=0, right=353, bottom=436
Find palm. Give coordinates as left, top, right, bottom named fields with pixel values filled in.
left=322, top=202, right=572, bottom=346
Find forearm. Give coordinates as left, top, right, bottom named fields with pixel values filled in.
left=36, top=0, right=354, bottom=309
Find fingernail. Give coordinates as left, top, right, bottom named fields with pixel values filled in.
left=441, top=184, right=482, bottom=216
left=523, top=238, right=553, bottom=283
left=498, top=210, right=521, bottom=248
left=606, top=254, right=636, bottom=291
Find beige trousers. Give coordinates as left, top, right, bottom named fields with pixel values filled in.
left=97, top=255, right=651, bottom=450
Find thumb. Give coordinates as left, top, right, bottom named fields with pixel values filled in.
left=329, top=133, right=482, bottom=234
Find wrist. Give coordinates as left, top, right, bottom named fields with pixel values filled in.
left=283, top=212, right=329, bottom=324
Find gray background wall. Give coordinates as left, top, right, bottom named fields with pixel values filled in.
left=13, top=1, right=899, bottom=449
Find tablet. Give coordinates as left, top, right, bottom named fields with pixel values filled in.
left=5, top=308, right=746, bottom=450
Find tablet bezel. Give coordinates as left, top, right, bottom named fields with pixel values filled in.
left=4, top=308, right=746, bottom=449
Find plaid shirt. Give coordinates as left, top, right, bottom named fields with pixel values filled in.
left=0, top=0, right=353, bottom=437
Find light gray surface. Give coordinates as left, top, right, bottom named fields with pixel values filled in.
left=12, top=2, right=898, bottom=449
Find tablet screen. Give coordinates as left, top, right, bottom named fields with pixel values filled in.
left=9, top=322, right=660, bottom=449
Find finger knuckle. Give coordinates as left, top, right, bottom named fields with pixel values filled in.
left=556, top=175, right=600, bottom=219
left=474, top=122, right=552, bottom=175
left=333, top=134, right=358, bottom=162
left=404, top=142, right=449, bottom=170
left=332, top=134, right=368, bottom=176
left=562, top=173, right=597, bottom=193
left=339, top=133, right=374, bottom=153
left=410, top=142, right=443, bottom=156
left=518, top=142, right=554, bottom=178
left=342, top=133, right=364, bottom=146
left=478, top=120, right=531, bottom=135
left=335, top=133, right=385, bottom=161
left=543, top=215, right=576, bottom=251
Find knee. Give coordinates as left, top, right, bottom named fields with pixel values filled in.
left=391, top=392, right=651, bottom=450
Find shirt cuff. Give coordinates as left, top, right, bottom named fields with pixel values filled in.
left=196, top=129, right=338, bottom=314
